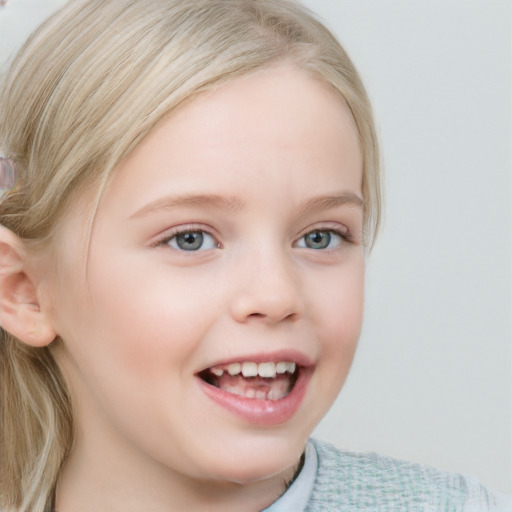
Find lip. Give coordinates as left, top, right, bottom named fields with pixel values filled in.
left=196, top=351, right=314, bottom=426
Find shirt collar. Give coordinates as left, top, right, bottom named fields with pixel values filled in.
left=262, top=439, right=318, bottom=512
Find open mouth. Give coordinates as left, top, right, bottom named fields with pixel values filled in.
left=198, top=361, right=300, bottom=401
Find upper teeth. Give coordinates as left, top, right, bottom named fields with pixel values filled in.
left=210, top=361, right=296, bottom=379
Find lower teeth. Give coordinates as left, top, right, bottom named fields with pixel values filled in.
left=200, top=371, right=297, bottom=401
left=221, top=384, right=288, bottom=401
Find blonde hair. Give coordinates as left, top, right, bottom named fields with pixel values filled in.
left=0, top=0, right=381, bottom=509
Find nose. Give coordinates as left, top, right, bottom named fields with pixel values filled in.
left=229, top=248, right=304, bottom=325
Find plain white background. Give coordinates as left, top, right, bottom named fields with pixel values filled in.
left=1, top=0, right=511, bottom=495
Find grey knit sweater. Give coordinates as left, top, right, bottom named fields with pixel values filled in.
left=303, top=439, right=512, bottom=512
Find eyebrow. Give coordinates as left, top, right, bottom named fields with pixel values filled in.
left=130, top=191, right=363, bottom=219
left=130, top=193, right=244, bottom=219
left=295, top=192, right=363, bottom=217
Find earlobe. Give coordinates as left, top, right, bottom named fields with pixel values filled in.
left=0, top=226, right=56, bottom=347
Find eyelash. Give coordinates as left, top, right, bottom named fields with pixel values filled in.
left=154, top=225, right=354, bottom=252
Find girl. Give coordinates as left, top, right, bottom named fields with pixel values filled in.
left=0, top=1, right=509, bottom=511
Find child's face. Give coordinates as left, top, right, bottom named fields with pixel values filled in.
left=49, top=64, right=364, bottom=487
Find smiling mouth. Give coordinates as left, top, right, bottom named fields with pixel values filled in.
left=198, top=361, right=300, bottom=401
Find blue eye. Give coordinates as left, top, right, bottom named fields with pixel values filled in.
left=166, top=231, right=218, bottom=251
left=296, top=230, right=342, bottom=250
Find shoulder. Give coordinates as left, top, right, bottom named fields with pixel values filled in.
left=305, top=438, right=512, bottom=512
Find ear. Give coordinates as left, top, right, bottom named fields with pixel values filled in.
left=0, top=225, right=56, bottom=347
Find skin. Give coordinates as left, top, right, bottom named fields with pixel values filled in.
left=41, top=63, right=365, bottom=511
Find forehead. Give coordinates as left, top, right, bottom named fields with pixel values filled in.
left=107, top=64, right=361, bottom=209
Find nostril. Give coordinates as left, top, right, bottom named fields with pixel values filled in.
left=248, top=313, right=265, bottom=319
left=286, top=312, right=297, bottom=321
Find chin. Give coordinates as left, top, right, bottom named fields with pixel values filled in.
left=210, top=460, right=295, bottom=487
left=197, top=434, right=307, bottom=485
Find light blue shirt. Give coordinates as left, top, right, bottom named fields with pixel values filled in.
left=262, top=440, right=317, bottom=512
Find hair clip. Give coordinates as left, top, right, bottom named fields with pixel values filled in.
left=0, top=157, right=17, bottom=190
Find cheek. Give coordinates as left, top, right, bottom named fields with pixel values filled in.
left=49, top=258, right=166, bottom=389
left=314, top=257, right=365, bottom=368
left=79, top=255, right=218, bottom=373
